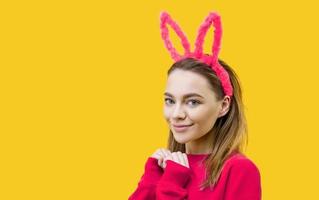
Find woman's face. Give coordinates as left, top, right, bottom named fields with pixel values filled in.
left=163, top=69, right=228, bottom=145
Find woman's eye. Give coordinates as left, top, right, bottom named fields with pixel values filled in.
left=164, top=98, right=174, bottom=105
left=188, top=100, right=200, bottom=106
left=164, top=98, right=201, bottom=106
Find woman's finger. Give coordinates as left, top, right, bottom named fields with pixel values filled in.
left=150, top=148, right=167, bottom=168
left=183, top=153, right=189, bottom=168
left=151, top=148, right=163, bottom=158
left=157, top=157, right=163, bottom=167
left=163, top=154, right=172, bottom=168
left=171, top=152, right=180, bottom=164
left=163, top=149, right=171, bottom=158
left=177, top=151, right=186, bottom=166
left=159, top=148, right=166, bottom=158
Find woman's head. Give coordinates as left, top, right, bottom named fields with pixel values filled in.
left=164, top=59, right=231, bottom=147
left=163, top=57, right=248, bottom=189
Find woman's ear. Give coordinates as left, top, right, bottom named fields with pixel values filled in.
left=218, top=95, right=231, bottom=118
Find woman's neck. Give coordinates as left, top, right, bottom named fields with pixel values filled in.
left=185, top=131, right=214, bottom=154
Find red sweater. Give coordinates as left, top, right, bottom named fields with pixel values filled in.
left=128, top=152, right=261, bottom=200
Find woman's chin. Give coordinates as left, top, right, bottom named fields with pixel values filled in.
left=172, top=132, right=191, bottom=144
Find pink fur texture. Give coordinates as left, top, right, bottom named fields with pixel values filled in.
left=160, top=12, right=191, bottom=61
left=159, top=11, right=233, bottom=97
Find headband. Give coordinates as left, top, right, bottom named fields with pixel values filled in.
left=160, top=11, right=233, bottom=97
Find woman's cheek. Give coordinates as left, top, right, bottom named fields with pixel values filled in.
left=187, top=108, right=203, bottom=122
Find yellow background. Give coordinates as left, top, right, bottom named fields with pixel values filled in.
left=1, top=0, right=319, bottom=199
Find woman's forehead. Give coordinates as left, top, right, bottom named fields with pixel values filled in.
left=165, top=70, right=213, bottom=98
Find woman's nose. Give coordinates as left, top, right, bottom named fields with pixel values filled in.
left=172, top=104, right=186, bottom=119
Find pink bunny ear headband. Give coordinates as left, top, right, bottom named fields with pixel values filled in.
left=160, top=11, right=233, bottom=98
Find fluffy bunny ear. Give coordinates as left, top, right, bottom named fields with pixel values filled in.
left=194, top=12, right=222, bottom=64
left=160, top=11, right=191, bottom=61
left=194, top=12, right=233, bottom=97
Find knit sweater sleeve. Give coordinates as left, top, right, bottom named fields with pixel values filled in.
left=128, top=157, right=163, bottom=200
left=155, top=160, right=192, bottom=200
left=224, top=158, right=262, bottom=200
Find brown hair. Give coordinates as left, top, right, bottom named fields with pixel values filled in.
left=166, top=57, right=248, bottom=190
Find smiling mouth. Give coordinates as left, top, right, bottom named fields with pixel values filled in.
left=172, top=124, right=194, bottom=132
left=173, top=124, right=193, bottom=127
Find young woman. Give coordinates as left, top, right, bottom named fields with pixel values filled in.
left=128, top=11, right=261, bottom=200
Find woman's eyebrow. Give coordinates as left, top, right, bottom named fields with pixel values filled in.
left=164, top=92, right=204, bottom=99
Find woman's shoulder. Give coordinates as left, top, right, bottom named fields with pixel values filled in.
left=223, top=152, right=261, bottom=175
left=218, top=153, right=262, bottom=199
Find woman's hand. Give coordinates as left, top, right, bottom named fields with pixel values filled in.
left=151, top=149, right=189, bottom=169
left=150, top=148, right=172, bottom=169
left=163, top=151, right=189, bottom=169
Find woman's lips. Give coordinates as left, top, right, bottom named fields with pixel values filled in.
left=172, top=124, right=194, bottom=132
